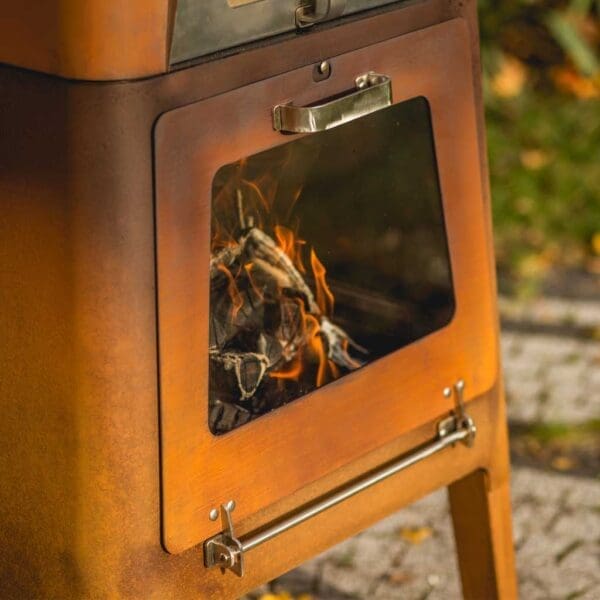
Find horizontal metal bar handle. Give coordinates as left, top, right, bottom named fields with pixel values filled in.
left=273, top=72, right=392, bottom=134
left=243, top=419, right=474, bottom=553
left=204, top=385, right=476, bottom=577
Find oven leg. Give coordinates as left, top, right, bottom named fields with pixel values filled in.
left=448, top=466, right=518, bottom=600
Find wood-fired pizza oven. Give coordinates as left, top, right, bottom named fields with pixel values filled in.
left=156, top=11, right=496, bottom=564
left=0, top=1, right=515, bottom=598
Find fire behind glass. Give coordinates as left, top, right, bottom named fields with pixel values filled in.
left=209, top=97, right=455, bottom=434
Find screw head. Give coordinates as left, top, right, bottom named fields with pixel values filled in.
left=218, top=551, right=233, bottom=567
left=318, top=61, right=330, bottom=75
left=225, top=500, right=236, bottom=511
left=443, top=387, right=452, bottom=398
left=209, top=508, right=219, bottom=521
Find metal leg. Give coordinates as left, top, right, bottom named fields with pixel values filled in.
left=449, top=464, right=518, bottom=598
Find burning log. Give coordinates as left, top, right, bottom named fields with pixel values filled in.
left=209, top=218, right=366, bottom=433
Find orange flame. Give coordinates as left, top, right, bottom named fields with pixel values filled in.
left=305, top=313, right=329, bottom=387
left=241, top=178, right=270, bottom=212
left=243, top=262, right=264, bottom=301
left=212, top=162, right=347, bottom=392
left=217, top=264, right=244, bottom=322
left=211, top=220, right=238, bottom=252
left=274, top=225, right=306, bottom=274
left=270, top=297, right=332, bottom=387
left=328, top=360, right=340, bottom=380
left=269, top=355, right=303, bottom=380
left=310, top=248, right=334, bottom=317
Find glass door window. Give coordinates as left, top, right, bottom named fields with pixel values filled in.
left=209, top=97, right=455, bottom=434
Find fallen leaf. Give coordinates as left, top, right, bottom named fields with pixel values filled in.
left=520, top=149, right=550, bottom=170
left=551, top=67, right=599, bottom=98
left=387, top=570, right=415, bottom=585
left=584, top=256, right=600, bottom=274
left=517, top=253, right=552, bottom=279
left=399, top=526, right=433, bottom=544
left=491, top=56, right=527, bottom=98
left=551, top=456, right=576, bottom=471
left=588, top=326, right=600, bottom=341
left=592, top=232, right=600, bottom=256
left=259, top=593, right=294, bottom=600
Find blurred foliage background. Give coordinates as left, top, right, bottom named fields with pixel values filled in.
left=480, top=0, right=600, bottom=295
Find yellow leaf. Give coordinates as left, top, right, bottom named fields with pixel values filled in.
left=551, top=67, right=599, bottom=99
left=399, top=526, right=433, bottom=544
left=551, top=456, right=576, bottom=471
left=517, top=253, right=552, bottom=279
left=491, top=56, right=527, bottom=98
left=591, top=232, right=600, bottom=256
left=520, top=149, right=550, bottom=170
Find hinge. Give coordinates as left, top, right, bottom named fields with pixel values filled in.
left=204, top=501, right=244, bottom=577
left=442, top=379, right=476, bottom=447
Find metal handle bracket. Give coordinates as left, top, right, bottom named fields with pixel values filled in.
left=204, top=381, right=476, bottom=577
left=273, top=72, right=392, bottom=134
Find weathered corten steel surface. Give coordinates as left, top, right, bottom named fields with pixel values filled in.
left=156, top=18, right=499, bottom=555
left=0, top=1, right=516, bottom=598
left=0, top=0, right=172, bottom=80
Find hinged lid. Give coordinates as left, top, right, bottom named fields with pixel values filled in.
left=170, top=0, right=405, bottom=64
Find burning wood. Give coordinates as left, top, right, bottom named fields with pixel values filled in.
left=209, top=207, right=366, bottom=433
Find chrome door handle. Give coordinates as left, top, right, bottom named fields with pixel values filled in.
left=295, top=0, right=347, bottom=28
left=273, top=72, right=393, bottom=134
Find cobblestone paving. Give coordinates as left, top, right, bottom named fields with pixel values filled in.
left=247, top=294, right=600, bottom=600
left=500, top=296, right=599, bottom=426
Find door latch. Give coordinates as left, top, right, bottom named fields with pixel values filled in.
left=204, top=501, right=244, bottom=577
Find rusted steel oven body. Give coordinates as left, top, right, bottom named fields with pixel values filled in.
left=0, top=1, right=516, bottom=598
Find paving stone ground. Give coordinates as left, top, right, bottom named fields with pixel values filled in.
left=246, top=293, right=600, bottom=600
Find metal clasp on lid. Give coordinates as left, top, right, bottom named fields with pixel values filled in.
left=295, top=0, right=347, bottom=28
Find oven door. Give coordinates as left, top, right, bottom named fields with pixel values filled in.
left=155, top=18, right=497, bottom=554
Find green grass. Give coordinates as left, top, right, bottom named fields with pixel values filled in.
left=528, top=419, right=600, bottom=443
left=486, top=90, right=600, bottom=275
left=477, top=0, right=600, bottom=286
